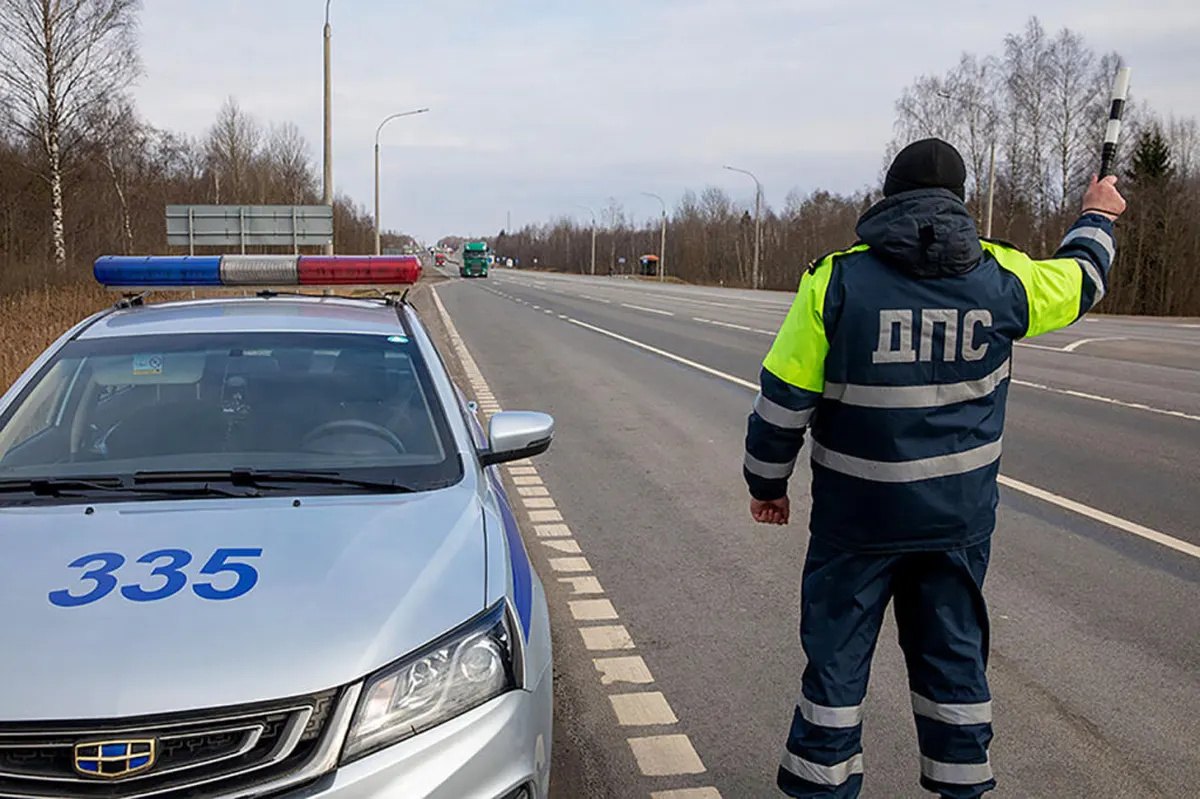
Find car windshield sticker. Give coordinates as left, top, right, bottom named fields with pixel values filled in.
left=387, top=335, right=409, bottom=344
left=132, top=353, right=164, bottom=375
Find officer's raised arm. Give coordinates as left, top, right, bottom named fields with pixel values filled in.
left=981, top=174, right=1126, bottom=338
left=744, top=263, right=832, bottom=524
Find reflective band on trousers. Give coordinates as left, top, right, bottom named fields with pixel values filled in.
left=810, top=439, right=1002, bottom=483
left=1061, top=226, right=1116, bottom=262
left=911, top=692, right=993, bottom=725
left=745, top=452, right=797, bottom=480
left=781, top=750, right=864, bottom=786
left=754, top=392, right=815, bottom=429
left=823, top=360, right=1011, bottom=409
left=920, top=756, right=994, bottom=785
left=798, top=696, right=864, bottom=729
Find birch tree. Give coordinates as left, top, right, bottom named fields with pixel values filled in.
left=0, top=0, right=142, bottom=268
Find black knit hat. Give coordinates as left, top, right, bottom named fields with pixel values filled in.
left=884, top=138, right=967, bottom=200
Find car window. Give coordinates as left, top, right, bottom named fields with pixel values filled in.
left=0, top=331, right=462, bottom=490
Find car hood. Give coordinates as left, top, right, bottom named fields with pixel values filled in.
left=0, top=486, right=486, bottom=722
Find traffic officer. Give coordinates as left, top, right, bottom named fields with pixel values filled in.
left=744, top=138, right=1126, bottom=798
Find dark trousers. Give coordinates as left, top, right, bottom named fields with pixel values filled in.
left=777, top=536, right=996, bottom=799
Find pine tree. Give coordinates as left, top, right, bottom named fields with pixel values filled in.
left=1129, top=125, right=1174, bottom=186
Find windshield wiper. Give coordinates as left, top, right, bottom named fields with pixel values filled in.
left=134, top=468, right=418, bottom=494
left=0, top=477, right=126, bottom=497
left=0, top=476, right=254, bottom=499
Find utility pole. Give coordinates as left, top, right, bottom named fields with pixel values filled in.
left=576, top=205, right=597, bottom=275
left=374, top=108, right=430, bottom=254
left=724, top=166, right=763, bottom=289
left=642, top=193, right=667, bottom=281
left=322, top=0, right=334, bottom=255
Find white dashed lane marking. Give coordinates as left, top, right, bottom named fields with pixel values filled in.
left=595, top=656, right=656, bottom=685
left=581, top=625, right=636, bottom=651
left=431, top=284, right=721, bottom=794
left=628, top=736, right=707, bottom=777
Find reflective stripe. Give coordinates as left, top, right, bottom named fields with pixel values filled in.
left=744, top=452, right=796, bottom=480
left=920, top=756, right=994, bottom=785
left=811, top=439, right=1002, bottom=484
left=1077, top=258, right=1107, bottom=306
left=1061, top=226, right=1116, bottom=262
left=754, top=393, right=815, bottom=429
left=824, top=360, right=1011, bottom=409
left=780, top=750, right=864, bottom=786
left=798, top=696, right=863, bottom=729
left=911, top=693, right=993, bottom=725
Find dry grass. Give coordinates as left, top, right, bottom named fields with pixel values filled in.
left=0, top=278, right=111, bottom=392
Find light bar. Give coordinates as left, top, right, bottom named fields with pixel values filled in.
left=94, top=255, right=422, bottom=289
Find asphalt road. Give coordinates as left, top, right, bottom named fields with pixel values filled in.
left=423, top=267, right=1200, bottom=798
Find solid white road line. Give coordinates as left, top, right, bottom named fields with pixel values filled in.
left=622, top=303, right=676, bottom=317
left=1062, top=336, right=1129, bottom=352
left=562, top=316, right=1198, bottom=561
left=1010, top=379, right=1200, bottom=423
left=997, top=476, right=1200, bottom=559
left=569, top=319, right=758, bottom=390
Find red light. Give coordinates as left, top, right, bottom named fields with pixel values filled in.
left=297, top=256, right=421, bottom=285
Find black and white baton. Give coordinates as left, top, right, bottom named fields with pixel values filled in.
left=1099, top=67, right=1132, bottom=178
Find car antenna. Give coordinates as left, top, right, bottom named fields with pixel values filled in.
left=115, top=291, right=150, bottom=309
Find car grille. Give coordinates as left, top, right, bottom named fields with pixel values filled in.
left=0, top=689, right=350, bottom=798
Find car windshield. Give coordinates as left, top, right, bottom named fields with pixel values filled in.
left=0, top=330, right=462, bottom=493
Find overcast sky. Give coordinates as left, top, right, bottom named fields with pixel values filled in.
left=134, top=0, right=1200, bottom=243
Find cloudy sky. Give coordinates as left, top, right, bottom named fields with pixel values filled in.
left=134, top=0, right=1200, bottom=243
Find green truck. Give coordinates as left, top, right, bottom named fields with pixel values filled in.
left=460, top=241, right=490, bottom=278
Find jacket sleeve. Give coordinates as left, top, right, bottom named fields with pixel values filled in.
left=1011, top=213, right=1116, bottom=337
left=743, top=265, right=831, bottom=501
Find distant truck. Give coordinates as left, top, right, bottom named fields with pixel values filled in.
left=460, top=241, right=490, bottom=278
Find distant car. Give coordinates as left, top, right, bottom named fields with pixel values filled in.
left=435, top=253, right=447, bottom=266
left=0, top=255, right=554, bottom=799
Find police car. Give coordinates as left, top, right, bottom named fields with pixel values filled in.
left=0, top=255, right=554, bottom=799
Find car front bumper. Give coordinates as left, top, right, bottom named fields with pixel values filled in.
left=283, top=685, right=551, bottom=799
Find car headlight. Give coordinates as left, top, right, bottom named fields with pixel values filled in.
left=341, top=601, right=517, bottom=762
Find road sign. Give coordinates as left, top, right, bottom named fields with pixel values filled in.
left=166, top=205, right=334, bottom=254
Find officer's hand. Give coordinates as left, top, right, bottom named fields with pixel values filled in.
left=1082, top=174, right=1126, bottom=220
left=751, top=497, right=790, bottom=525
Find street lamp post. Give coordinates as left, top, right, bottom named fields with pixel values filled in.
left=322, top=0, right=334, bottom=255
left=374, top=108, right=430, bottom=255
left=642, top=192, right=667, bottom=281
left=723, top=166, right=763, bottom=289
left=575, top=205, right=597, bottom=275
left=938, top=91, right=998, bottom=238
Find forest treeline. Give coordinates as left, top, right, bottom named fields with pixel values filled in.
left=482, top=17, right=1199, bottom=315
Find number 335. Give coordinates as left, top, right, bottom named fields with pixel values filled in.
left=48, top=548, right=263, bottom=608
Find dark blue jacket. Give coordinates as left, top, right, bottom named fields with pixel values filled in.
left=744, top=188, right=1115, bottom=553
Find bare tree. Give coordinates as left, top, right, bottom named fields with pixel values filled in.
left=265, top=122, right=316, bottom=204
left=204, top=97, right=262, bottom=203
left=0, top=0, right=142, bottom=268
left=1046, top=27, right=1097, bottom=212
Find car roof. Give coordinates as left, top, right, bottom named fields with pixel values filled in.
left=77, top=295, right=407, bottom=340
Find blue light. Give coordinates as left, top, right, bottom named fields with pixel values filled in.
left=95, top=256, right=222, bottom=287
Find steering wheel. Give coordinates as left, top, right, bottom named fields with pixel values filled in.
left=301, top=420, right=407, bottom=454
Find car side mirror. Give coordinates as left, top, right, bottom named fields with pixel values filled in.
left=479, top=411, right=554, bottom=467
